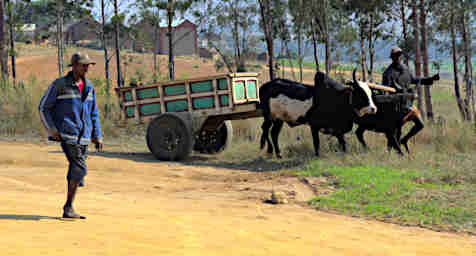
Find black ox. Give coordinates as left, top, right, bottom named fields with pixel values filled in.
left=259, top=70, right=377, bottom=158
left=354, top=85, right=423, bottom=155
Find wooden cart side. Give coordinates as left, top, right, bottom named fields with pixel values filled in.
left=115, top=74, right=232, bottom=121
left=115, top=73, right=260, bottom=122
left=229, top=74, right=259, bottom=104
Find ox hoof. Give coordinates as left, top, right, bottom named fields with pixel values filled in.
left=276, top=154, right=283, bottom=159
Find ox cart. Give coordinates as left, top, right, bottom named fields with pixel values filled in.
left=115, top=73, right=263, bottom=161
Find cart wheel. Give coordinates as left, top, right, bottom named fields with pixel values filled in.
left=146, top=114, right=193, bottom=161
left=194, top=121, right=233, bottom=154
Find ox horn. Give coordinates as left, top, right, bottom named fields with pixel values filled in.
left=352, top=68, right=358, bottom=86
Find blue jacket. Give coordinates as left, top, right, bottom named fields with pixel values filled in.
left=38, top=72, right=102, bottom=145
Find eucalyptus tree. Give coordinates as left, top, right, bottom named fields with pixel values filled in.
left=154, top=0, right=194, bottom=80
left=459, top=0, right=474, bottom=124
left=309, top=0, right=331, bottom=74
left=98, top=0, right=111, bottom=92
left=5, top=0, right=31, bottom=85
left=94, top=0, right=120, bottom=93
left=276, top=10, right=292, bottom=79
left=288, top=0, right=308, bottom=82
left=0, top=0, right=7, bottom=81
left=53, top=0, right=93, bottom=76
left=419, top=0, right=440, bottom=121
left=386, top=0, right=411, bottom=66
left=433, top=0, right=472, bottom=121
left=257, top=0, right=286, bottom=80
left=409, top=0, right=425, bottom=115
left=337, top=0, right=391, bottom=81
left=192, top=0, right=235, bottom=72
left=215, top=0, right=258, bottom=72
left=130, top=0, right=162, bottom=77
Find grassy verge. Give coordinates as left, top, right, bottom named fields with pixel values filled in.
left=297, top=163, right=475, bottom=233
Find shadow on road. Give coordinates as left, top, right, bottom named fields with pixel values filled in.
left=48, top=150, right=309, bottom=172
left=181, top=156, right=309, bottom=172
left=0, top=214, right=68, bottom=221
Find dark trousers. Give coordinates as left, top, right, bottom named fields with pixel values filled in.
left=60, top=142, right=88, bottom=185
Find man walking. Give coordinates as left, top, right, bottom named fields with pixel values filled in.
left=38, top=52, right=104, bottom=219
left=382, top=47, right=439, bottom=146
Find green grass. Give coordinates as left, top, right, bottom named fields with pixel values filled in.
left=297, top=164, right=475, bottom=232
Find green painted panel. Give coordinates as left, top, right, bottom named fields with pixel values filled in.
left=125, top=106, right=135, bottom=118
left=191, top=80, right=213, bottom=93
left=234, top=81, right=245, bottom=100
left=246, top=80, right=257, bottom=98
left=193, top=97, right=214, bottom=109
left=220, top=95, right=229, bottom=106
left=218, top=79, right=228, bottom=90
left=166, top=100, right=188, bottom=112
left=140, top=104, right=161, bottom=115
left=164, top=84, right=186, bottom=96
left=124, top=91, right=133, bottom=102
left=137, top=88, right=159, bottom=100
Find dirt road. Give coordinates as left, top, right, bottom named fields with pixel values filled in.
left=0, top=141, right=474, bottom=256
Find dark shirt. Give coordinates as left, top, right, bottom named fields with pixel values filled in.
left=382, top=62, right=434, bottom=92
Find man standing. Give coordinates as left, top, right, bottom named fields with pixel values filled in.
left=38, top=52, right=104, bottom=219
left=382, top=47, right=439, bottom=93
left=382, top=47, right=439, bottom=146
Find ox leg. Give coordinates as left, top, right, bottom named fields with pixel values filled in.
left=260, top=119, right=273, bottom=154
left=386, top=131, right=403, bottom=155
left=355, top=126, right=368, bottom=149
left=270, top=120, right=284, bottom=158
left=336, top=134, right=347, bottom=153
left=400, top=112, right=424, bottom=153
left=310, top=125, right=320, bottom=157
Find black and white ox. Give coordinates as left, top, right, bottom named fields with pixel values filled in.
left=259, top=70, right=377, bottom=158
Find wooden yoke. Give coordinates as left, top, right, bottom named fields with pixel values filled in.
left=366, top=83, right=397, bottom=93
left=344, top=79, right=397, bottom=93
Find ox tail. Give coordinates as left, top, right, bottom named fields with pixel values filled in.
left=260, top=118, right=273, bottom=150
left=259, top=99, right=273, bottom=150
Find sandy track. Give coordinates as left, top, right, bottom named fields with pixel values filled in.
left=0, top=141, right=474, bottom=256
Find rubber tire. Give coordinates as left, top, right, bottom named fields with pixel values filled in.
left=146, top=114, right=193, bottom=161
left=194, top=121, right=233, bottom=154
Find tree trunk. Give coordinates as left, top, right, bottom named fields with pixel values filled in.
left=101, top=0, right=110, bottom=95
left=8, top=2, right=15, bottom=86
left=297, top=29, right=303, bottom=83
left=323, top=0, right=330, bottom=75
left=56, top=0, right=64, bottom=76
left=279, top=39, right=285, bottom=78
left=450, top=8, right=466, bottom=120
left=310, top=19, right=320, bottom=72
left=0, top=0, right=8, bottom=82
left=461, top=10, right=473, bottom=122
left=400, top=0, right=409, bottom=67
left=153, top=21, right=158, bottom=77
left=285, top=41, right=296, bottom=81
left=167, top=1, right=175, bottom=81
left=359, top=21, right=366, bottom=81
left=368, top=12, right=375, bottom=82
left=412, top=0, right=423, bottom=118
left=232, top=5, right=242, bottom=71
left=114, top=0, right=122, bottom=87
left=420, top=0, right=433, bottom=121
left=258, top=0, right=274, bottom=80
